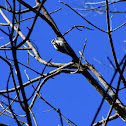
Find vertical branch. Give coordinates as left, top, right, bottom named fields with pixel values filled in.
left=103, top=57, right=126, bottom=126
left=0, top=55, right=25, bottom=110
left=6, top=72, right=21, bottom=126
left=58, top=109, right=64, bottom=126
left=11, top=17, right=33, bottom=126
left=105, top=0, right=126, bottom=87
left=9, top=1, right=32, bottom=125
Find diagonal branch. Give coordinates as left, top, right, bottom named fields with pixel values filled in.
left=16, top=0, right=47, bottom=48
left=92, top=113, right=118, bottom=126
left=59, top=1, right=107, bottom=33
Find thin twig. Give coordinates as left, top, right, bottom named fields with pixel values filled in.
left=63, top=26, right=93, bottom=36
left=0, top=56, right=25, bottom=110
left=112, top=22, right=126, bottom=32
left=74, top=0, right=126, bottom=14
left=59, top=1, right=107, bottom=33
left=49, top=8, right=62, bottom=14
left=0, top=17, right=35, bottom=26
left=0, top=111, right=28, bottom=125
left=16, top=0, right=47, bottom=48
left=110, top=15, right=113, bottom=31
left=29, top=109, right=38, bottom=126
left=103, top=56, right=126, bottom=126
left=0, top=62, right=74, bottom=93
left=25, top=70, right=72, bottom=126
left=29, top=63, right=73, bottom=109
left=0, top=98, right=26, bottom=117
left=0, top=48, right=32, bottom=50
left=92, top=113, right=118, bottom=126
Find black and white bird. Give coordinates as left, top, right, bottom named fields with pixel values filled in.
left=51, top=38, right=71, bottom=56
left=51, top=38, right=79, bottom=62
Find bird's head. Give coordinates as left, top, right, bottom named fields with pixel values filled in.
left=51, top=38, right=57, bottom=44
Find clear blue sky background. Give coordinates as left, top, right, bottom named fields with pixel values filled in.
left=0, top=0, right=126, bottom=126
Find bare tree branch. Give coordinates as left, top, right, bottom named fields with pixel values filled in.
left=92, top=113, right=118, bottom=126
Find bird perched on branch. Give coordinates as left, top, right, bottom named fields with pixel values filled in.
left=51, top=38, right=79, bottom=62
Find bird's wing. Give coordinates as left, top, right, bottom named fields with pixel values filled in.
left=53, top=41, right=70, bottom=56
left=51, top=39, right=79, bottom=62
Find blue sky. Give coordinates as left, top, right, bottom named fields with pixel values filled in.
left=0, top=0, right=126, bottom=126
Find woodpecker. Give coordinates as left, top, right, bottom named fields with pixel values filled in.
left=51, top=39, right=71, bottom=55
left=51, top=38, right=79, bottom=62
